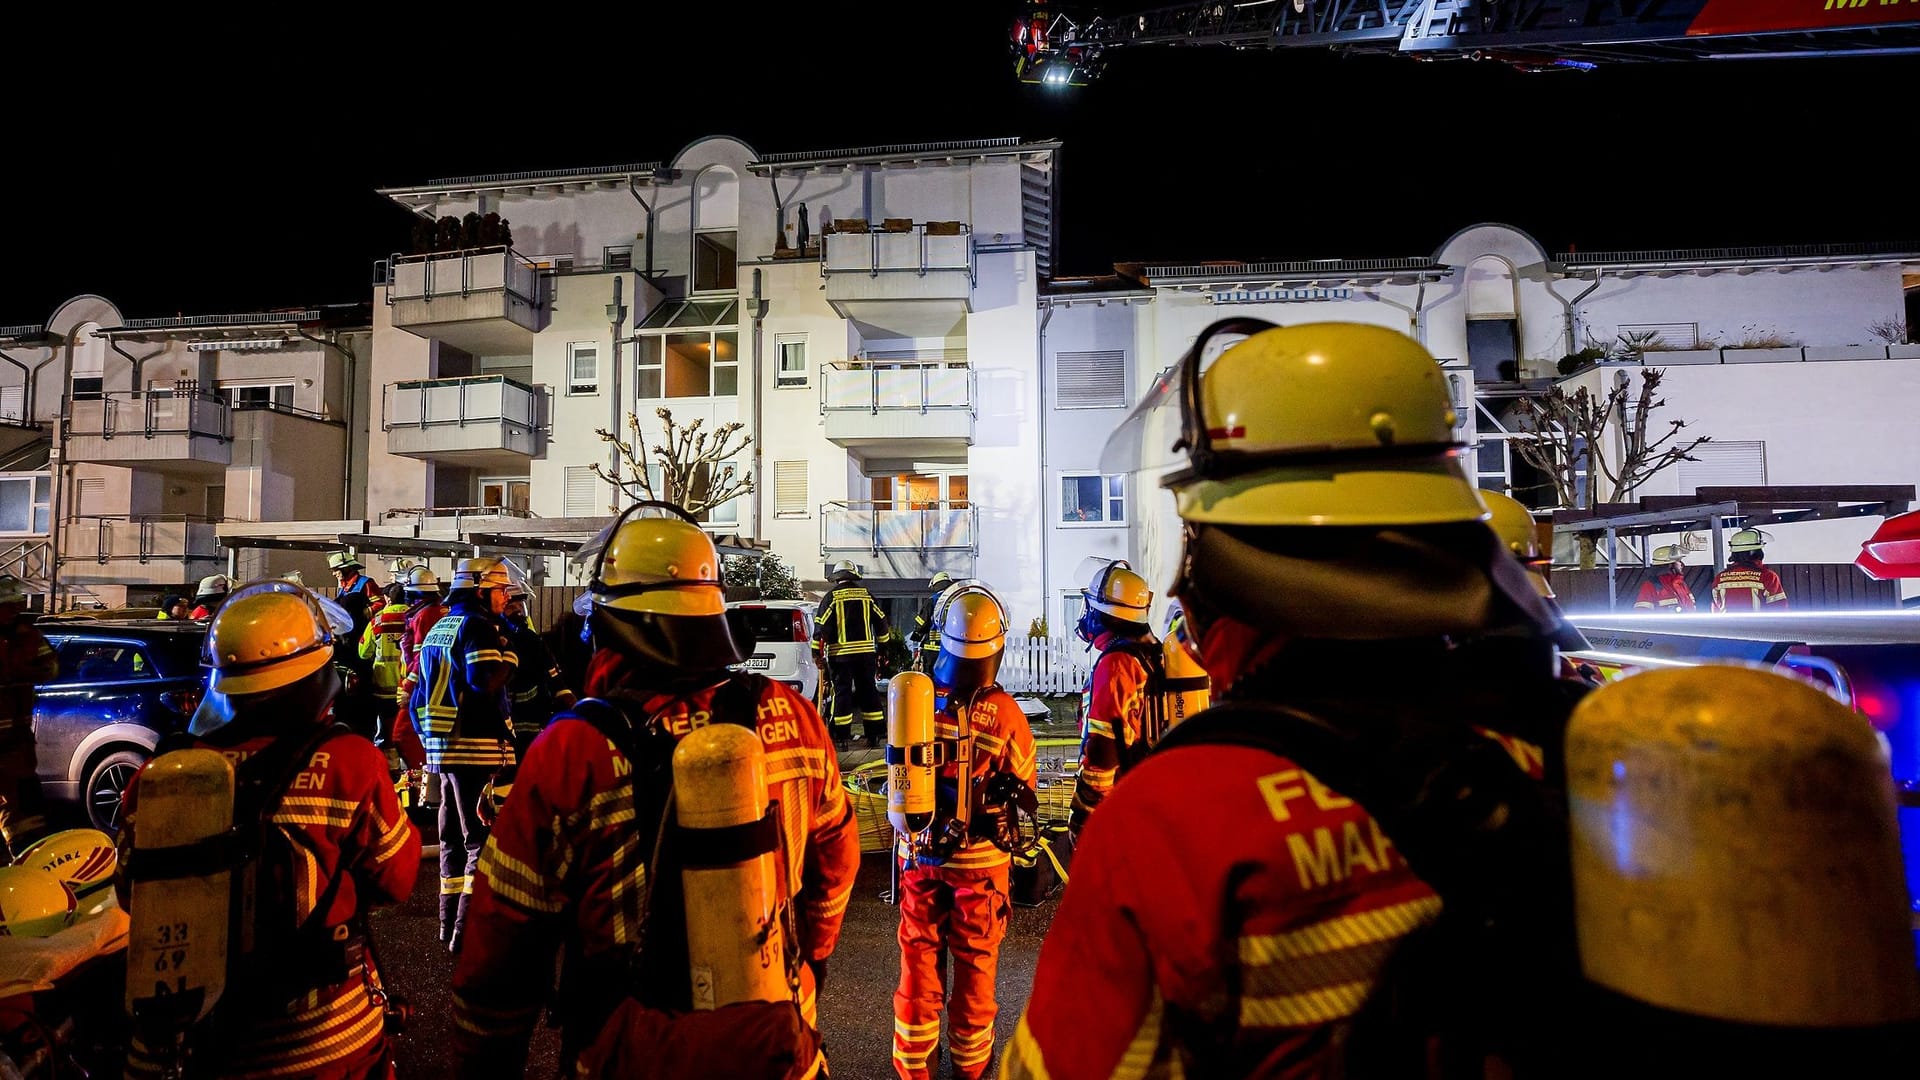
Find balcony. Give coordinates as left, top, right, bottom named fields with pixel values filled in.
left=64, top=393, right=232, bottom=474
left=384, top=375, right=545, bottom=468
left=820, top=363, right=974, bottom=461
left=63, top=515, right=222, bottom=587
left=821, top=500, right=977, bottom=556
left=822, top=222, right=973, bottom=338
left=386, top=246, right=548, bottom=354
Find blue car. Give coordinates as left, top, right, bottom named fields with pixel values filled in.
left=30, top=618, right=207, bottom=833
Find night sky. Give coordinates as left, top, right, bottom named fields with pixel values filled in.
left=13, top=5, right=1911, bottom=324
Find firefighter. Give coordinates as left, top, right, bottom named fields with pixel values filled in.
left=329, top=550, right=381, bottom=607
left=412, top=557, right=519, bottom=953
left=188, top=574, right=229, bottom=620
left=1632, top=544, right=1697, bottom=612
left=894, top=583, right=1037, bottom=1080
left=1003, top=320, right=1573, bottom=1079
left=450, top=504, right=859, bottom=1078
left=0, top=575, right=56, bottom=862
left=1067, top=559, right=1157, bottom=835
left=158, top=594, right=191, bottom=620
left=816, top=559, right=889, bottom=748
left=500, top=580, right=576, bottom=758
left=359, top=581, right=411, bottom=749
left=909, top=570, right=954, bottom=671
left=117, top=579, right=420, bottom=1079
left=389, top=567, right=445, bottom=774
left=1711, top=528, right=1788, bottom=611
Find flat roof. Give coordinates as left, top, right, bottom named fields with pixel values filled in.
left=377, top=162, right=668, bottom=201
left=1555, top=241, right=1920, bottom=273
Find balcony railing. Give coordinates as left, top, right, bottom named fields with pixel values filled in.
left=382, top=506, right=538, bottom=529
left=64, top=391, right=232, bottom=442
left=821, top=500, right=977, bottom=554
left=69, top=515, right=221, bottom=564
left=823, top=223, right=975, bottom=284
left=385, top=374, right=540, bottom=432
left=387, top=245, right=541, bottom=307
left=821, top=362, right=974, bottom=415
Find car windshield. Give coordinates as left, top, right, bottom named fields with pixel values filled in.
left=733, top=606, right=805, bottom=644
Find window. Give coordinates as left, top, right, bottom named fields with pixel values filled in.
left=481, top=478, right=531, bottom=514
left=776, top=337, right=809, bottom=388
left=71, top=377, right=103, bottom=402
left=0, top=475, right=50, bottom=534
left=1055, top=350, right=1127, bottom=409
left=567, top=343, right=600, bottom=396
left=220, top=383, right=294, bottom=408
left=869, top=473, right=966, bottom=510
left=1061, top=473, right=1125, bottom=526
left=693, top=230, right=738, bottom=293
left=604, top=245, right=633, bottom=271
left=53, top=641, right=152, bottom=684
left=1677, top=440, right=1767, bottom=489
left=774, top=461, right=809, bottom=518
left=636, top=332, right=739, bottom=399
left=74, top=477, right=105, bottom=519
left=0, top=386, right=24, bottom=423
left=564, top=466, right=600, bottom=517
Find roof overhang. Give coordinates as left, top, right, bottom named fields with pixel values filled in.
left=1552, top=244, right=1920, bottom=278
left=377, top=162, right=672, bottom=212
left=95, top=311, right=322, bottom=345
left=748, top=138, right=1060, bottom=175
left=1139, top=258, right=1451, bottom=293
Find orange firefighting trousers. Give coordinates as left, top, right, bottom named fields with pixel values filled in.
left=894, top=862, right=1012, bottom=1080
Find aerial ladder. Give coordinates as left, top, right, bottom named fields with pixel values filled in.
left=1011, top=0, right=1920, bottom=84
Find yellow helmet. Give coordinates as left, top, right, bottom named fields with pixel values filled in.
left=587, top=502, right=745, bottom=671
left=0, top=574, right=28, bottom=606
left=929, top=571, right=953, bottom=590
left=1108, top=320, right=1483, bottom=527
left=1478, top=489, right=1555, bottom=599
left=203, top=580, right=337, bottom=697
left=830, top=559, right=861, bottom=581
left=327, top=551, right=363, bottom=572
left=1652, top=544, right=1685, bottom=564
left=1084, top=559, right=1151, bottom=624
left=1730, top=528, right=1768, bottom=554
left=0, top=865, right=78, bottom=937
left=16, top=828, right=117, bottom=900
left=932, top=582, right=1009, bottom=693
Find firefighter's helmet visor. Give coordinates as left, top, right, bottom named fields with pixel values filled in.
left=1097, top=323, right=1257, bottom=478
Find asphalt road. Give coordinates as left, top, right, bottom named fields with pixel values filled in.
left=375, top=834, right=1061, bottom=1080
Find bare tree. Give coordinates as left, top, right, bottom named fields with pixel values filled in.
left=593, top=406, right=753, bottom=517
left=1511, top=367, right=1710, bottom=510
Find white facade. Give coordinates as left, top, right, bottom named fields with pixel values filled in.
left=1036, top=224, right=1920, bottom=621
left=366, top=146, right=1920, bottom=625
left=0, top=295, right=370, bottom=608
left=369, top=136, right=1058, bottom=625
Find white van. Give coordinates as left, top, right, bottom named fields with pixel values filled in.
left=727, top=599, right=821, bottom=703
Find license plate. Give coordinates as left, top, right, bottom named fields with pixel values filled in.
left=748, top=655, right=773, bottom=670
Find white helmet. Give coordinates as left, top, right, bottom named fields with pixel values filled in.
left=405, top=566, right=445, bottom=597
left=196, top=574, right=230, bottom=598
left=452, top=557, right=512, bottom=592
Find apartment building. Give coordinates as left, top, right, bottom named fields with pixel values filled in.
left=368, top=136, right=1058, bottom=623
left=0, top=294, right=370, bottom=608
left=1040, top=224, right=1920, bottom=622
left=365, top=135, right=1920, bottom=633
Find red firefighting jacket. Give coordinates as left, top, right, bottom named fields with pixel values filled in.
left=1633, top=572, right=1697, bottom=613
left=449, top=651, right=861, bottom=1076
left=1005, top=622, right=1554, bottom=1080
left=899, top=685, right=1038, bottom=872
left=1712, top=561, right=1788, bottom=612
left=119, top=725, right=420, bottom=1079
left=1071, top=632, right=1154, bottom=822
left=396, top=599, right=448, bottom=699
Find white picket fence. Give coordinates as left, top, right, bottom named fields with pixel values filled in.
left=1000, top=636, right=1093, bottom=695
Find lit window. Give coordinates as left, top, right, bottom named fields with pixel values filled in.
left=1060, top=472, right=1125, bottom=526
left=636, top=332, right=739, bottom=399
